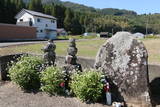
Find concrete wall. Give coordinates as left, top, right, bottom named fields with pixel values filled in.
left=0, top=54, right=160, bottom=81
left=0, top=23, right=36, bottom=40
left=0, top=54, right=23, bottom=80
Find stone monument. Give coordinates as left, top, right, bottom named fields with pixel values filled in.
left=94, top=32, right=151, bottom=106
left=66, top=38, right=78, bottom=65
left=63, top=38, right=82, bottom=72
left=42, top=39, right=56, bottom=66
left=62, top=38, right=82, bottom=95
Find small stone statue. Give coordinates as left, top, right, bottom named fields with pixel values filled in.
left=62, top=38, right=82, bottom=94
left=66, top=38, right=78, bottom=65
left=42, top=39, right=56, bottom=66
left=64, top=38, right=82, bottom=72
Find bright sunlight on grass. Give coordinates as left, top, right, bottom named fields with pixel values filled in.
left=0, top=38, right=160, bottom=64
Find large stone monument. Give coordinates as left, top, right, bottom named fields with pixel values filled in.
left=42, top=39, right=56, bottom=66
left=94, top=32, right=151, bottom=106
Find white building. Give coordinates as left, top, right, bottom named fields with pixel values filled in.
left=15, top=9, right=57, bottom=39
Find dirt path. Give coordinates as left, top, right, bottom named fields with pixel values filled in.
left=0, top=82, right=108, bottom=107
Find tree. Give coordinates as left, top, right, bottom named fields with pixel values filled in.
left=11, top=0, right=25, bottom=11
left=64, top=8, right=74, bottom=32
left=70, top=18, right=83, bottom=35
left=28, top=0, right=43, bottom=12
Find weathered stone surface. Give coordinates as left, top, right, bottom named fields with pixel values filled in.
left=94, top=32, right=150, bottom=105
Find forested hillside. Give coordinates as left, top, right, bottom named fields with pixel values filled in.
left=0, top=0, right=160, bottom=35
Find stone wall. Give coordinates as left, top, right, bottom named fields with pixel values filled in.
left=0, top=54, right=23, bottom=80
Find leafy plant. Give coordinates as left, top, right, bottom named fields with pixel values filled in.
left=40, top=66, right=65, bottom=95
left=9, top=55, right=43, bottom=90
left=70, top=70, right=103, bottom=102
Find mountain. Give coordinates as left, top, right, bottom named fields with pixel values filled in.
left=23, top=0, right=61, bottom=4
left=23, top=0, right=137, bottom=16
left=100, top=8, right=137, bottom=16
left=62, top=1, right=97, bottom=13
left=62, top=1, right=137, bottom=16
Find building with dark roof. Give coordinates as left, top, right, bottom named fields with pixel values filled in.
left=15, top=9, right=57, bottom=39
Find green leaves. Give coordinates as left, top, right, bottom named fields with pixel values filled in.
left=9, top=56, right=43, bottom=90
left=70, top=70, right=103, bottom=102
left=40, top=66, right=65, bottom=95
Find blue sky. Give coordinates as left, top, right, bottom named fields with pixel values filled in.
left=61, top=0, right=160, bottom=14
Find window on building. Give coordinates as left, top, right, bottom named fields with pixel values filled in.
left=40, top=30, right=43, bottom=32
left=37, top=18, right=41, bottom=22
left=51, top=20, right=55, bottom=23
left=20, top=19, right=23, bottom=22
left=46, top=24, right=48, bottom=27
left=36, top=30, right=39, bottom=33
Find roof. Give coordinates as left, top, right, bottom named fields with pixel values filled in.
left=15, top=9, right=56, bottom=20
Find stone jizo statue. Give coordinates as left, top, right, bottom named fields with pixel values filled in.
left=42, top=39, right=56, bottom=66
left=64, top=38, right=82, bottom=72
left=66, top=38, right=78, bottom=65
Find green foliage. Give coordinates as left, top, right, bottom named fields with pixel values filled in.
left=64, top=8, right=74, bottom=32
left=40, top=66, right=65, bottom=95
left=145, top=35, right=160, bottom=39
left=100, top=8, right=137, bottom=16
left=28, top=0, right=43, bottom=12
left=9, top=56, right=43, bottom=90
left=2, top=0, right=160, bottom=35
left=70, top=70, right=103, bottom=102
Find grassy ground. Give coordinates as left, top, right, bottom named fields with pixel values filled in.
left=0, top=38, right=160, bottom=64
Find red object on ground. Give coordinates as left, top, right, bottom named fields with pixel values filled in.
left=104, top=84, right=110, bottom=92
left=60, top=82, right=65, bottom=88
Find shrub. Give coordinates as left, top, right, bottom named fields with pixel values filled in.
left=145, top=35, right=160, bottom=39
left=70, top=70, right=103, bottom=102
left=40, top=66, right=65, bottom=95
left=9, top=56, right=43, bottom=90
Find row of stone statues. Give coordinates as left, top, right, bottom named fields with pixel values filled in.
left=42, top=38, right=82, bottom=72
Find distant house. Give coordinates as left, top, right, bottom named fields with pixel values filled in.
left=15, top=9, right=57, bottom=39
left=57, top=28, right=67, bottom=36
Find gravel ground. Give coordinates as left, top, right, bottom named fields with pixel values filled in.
left=0, top=82, right=108, bottom=107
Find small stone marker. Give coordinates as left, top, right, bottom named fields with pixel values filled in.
left=94, top=32, right=151, bottom=106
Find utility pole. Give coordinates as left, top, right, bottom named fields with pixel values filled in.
left=146, top=16, right=149, bottom=35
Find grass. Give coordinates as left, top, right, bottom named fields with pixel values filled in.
left=57, top=35, right=98, bottom=40
left=0, top=38, right=160, bottom=64
left=142, top=38, right=160, bottom=64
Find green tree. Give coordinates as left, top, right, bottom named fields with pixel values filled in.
left=28, top=0, right=43, bottom=12
left=64, top=8, right=74, bottom=32
left=70, top=18, right=83, bottom=35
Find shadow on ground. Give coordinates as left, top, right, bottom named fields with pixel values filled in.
left=150, top=77, right=160, bottom=107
